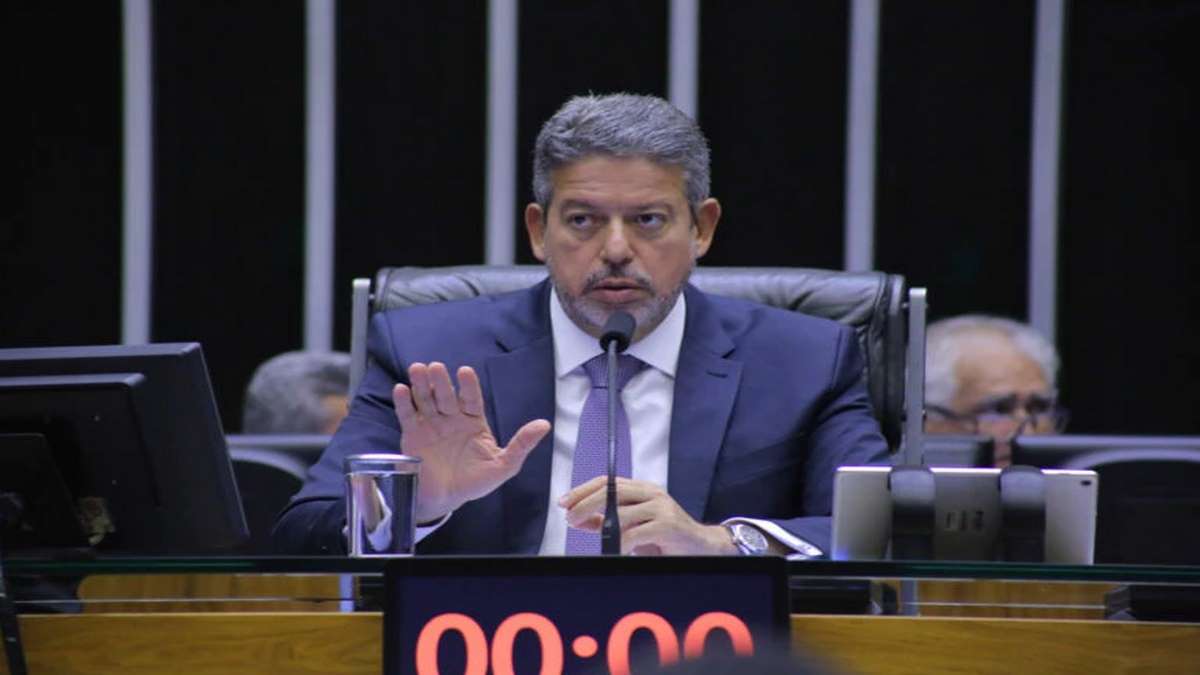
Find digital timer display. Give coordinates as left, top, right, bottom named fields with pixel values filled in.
left=384, top=557, right=789, bottom=675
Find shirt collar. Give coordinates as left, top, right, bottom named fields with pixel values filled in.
left=549, top=286, right=686, bottom=379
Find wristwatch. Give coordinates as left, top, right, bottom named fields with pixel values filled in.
left=725, top=522, right=770, bottom=556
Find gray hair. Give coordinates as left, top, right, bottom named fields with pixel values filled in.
left=242, top=351, right=350, bottom=433
left=925, top=315, right=1060, bottom=407
left=532, top=93, right=711, bottom=210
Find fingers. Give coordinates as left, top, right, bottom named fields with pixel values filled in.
left=406, top=363, right=438, bottom=416
left=404, top=362, right=467, bottom=417
left=560, top=477, right=657, bottom=514
left=499, top=419, right=552, bottom=471
left=568, top=500, right=658, bottom=534
left=457, top=366, right=485, bottom=417
left=569, top=513, right=604, bottom=532
left=558, top=475, right=608, bottom=511
left=562, top=479, right=662, bottom=529
left=559, top=484, right=714, bottom=555
left=631, top=543, right=663, bottom=556
left=427, top=362, right=459, bottom=415
left=392, top=383, right=418, bottom=425
left=622, top=511, right=727, bottom=556
left=622, top=520, right=667, bottom=554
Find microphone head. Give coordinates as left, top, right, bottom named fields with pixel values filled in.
left=599, top=311, right=636, bottom=353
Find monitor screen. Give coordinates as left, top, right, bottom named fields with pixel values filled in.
left=1012, top=434, right=1200, bottom=468
left=921, top=434, right=995, bottom=467
left=1013, top=435, right=1200, bottom=565
left=0, top=343, right=248, bottom=554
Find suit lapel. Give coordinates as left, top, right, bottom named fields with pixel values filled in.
left=484, top=282, right=555, bottom=554
left=668, top=286, right=741, bottom=520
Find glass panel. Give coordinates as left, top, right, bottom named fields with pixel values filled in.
left=6, top=556, right=1200, bottom=617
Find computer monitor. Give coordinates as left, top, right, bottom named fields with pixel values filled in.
left=921, top=434, right=995, bottom=467
left=1012, top=434, right=1200, bottom=468
left=1013, top=436, right=1200, bottom=565
left=0, top=343, right=248, bottom=555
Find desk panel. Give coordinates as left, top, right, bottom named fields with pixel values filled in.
left=791, top=615, right=1200, bottom=675
left=76, top=573, right=343, bottom=613
left=4, top=612, right=1198, bottom=675
left=3, top=613, right=379, bottom=675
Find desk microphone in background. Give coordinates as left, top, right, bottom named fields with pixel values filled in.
left=598, top=311, right=635, bottom=555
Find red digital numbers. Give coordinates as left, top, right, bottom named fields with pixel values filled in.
left=491, top=613, right=564, bottom=675
left=682, top=612, right=754, bottom=660
left=414, top=610, right=754, bottom=675
left=606, top=612, right=679, bottom=675
left=414, top=613, right=487, bottom=675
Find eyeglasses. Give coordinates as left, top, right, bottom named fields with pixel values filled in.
left=927, top=392, right=1070, bottom=436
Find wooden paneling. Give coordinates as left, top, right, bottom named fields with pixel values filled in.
left=792, top=615, right=1200, bottom=675
left=915, top=580, right=1117, bottom=619
left=4, top=613, right=380, bottom=675
left=75, top=573, right=343, bottom=613
left=5, top=610, right=1198, bottom=675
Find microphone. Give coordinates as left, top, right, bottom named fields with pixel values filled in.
left=599, top=311, right=635, bottom=352
left=598, top=311, right=635, bottom=555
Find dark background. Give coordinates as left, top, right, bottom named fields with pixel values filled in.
left=6, top=1, right=1199, bottom=434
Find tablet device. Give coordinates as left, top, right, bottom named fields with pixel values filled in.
left=831, top=466, right=1098, bottom=563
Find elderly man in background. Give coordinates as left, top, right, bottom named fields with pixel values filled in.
left=924, top=315, right=1068, bottom=467
left=243, top=351, right=351, bottom=435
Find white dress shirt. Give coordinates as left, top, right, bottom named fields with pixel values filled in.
left=538, top=290, right=683, bottom=554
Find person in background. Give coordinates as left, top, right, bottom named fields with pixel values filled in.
left=242, top=351, right=351, bottom=434
left=924, top=315, right=1068, bottom=467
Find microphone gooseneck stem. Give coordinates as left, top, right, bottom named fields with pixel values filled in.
left=600, top=342, right=621, bottom=555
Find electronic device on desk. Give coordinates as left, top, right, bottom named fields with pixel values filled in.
left=1011, top=434, right=1200, bottom=468
left=830, top=466, right=1098, bottom=563
left=921, top=434, right=995, bottom=467
left=383, top=557, right=789, bottom=675
left=0, top=343, right=248, bottom=555
left=1014, top=435, right=1200, bottom=565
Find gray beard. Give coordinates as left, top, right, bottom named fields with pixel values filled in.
left=548, top=263, right=691, bottom=341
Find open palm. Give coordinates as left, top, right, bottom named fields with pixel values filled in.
left=392, top=362, right=550, bottom=523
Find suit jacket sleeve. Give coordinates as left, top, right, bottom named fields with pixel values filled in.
left=762, top=326, right=889, bottom=551
left=271, top=312, right=408, bottom=554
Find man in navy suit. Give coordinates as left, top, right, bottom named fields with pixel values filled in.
left=273, top=94, right=888, bottom=556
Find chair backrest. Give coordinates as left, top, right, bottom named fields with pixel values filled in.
left=228, top=446, right=309, bottom=554
left=226, top=433, right=332, bottom=464
left=356, top=265, right=911, bottom=450
left=1061, top=448, right=1200, bottom=565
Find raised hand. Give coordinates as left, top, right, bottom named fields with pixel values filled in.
left=393, top=362, right=551, bottom=523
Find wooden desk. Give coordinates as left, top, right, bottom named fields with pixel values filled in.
left=3, top=612, right=1198, bottom=675
left=914, top=579, right=1116, bottom=619
left=76, top=573, right=343, bottom=613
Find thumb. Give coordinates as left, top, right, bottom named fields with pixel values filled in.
left=497, top=419, right=551, bottom=473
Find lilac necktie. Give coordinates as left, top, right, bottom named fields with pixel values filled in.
left=565, top=353, right=645, bottom=555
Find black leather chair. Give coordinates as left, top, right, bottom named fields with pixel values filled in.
left=226, top=438, right=322, bottom=553
left=349, top=265, right=926, bottom=457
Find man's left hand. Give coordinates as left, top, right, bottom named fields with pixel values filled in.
left=559, top=477, right=736, bottom=555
